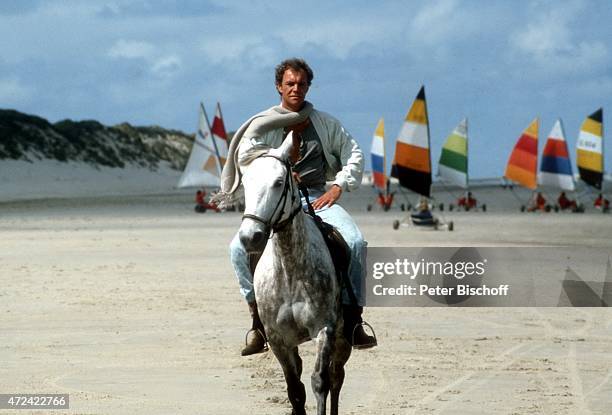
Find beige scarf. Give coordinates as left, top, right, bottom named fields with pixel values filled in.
left=212, top=102, right=313, bottom=206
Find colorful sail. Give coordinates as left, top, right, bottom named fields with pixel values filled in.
left=539, top=119, right=575, bottom=191
left=211, top=102, right=228, bottom=168
left=371, top=118, right=386, bottom=192
left=576, top=108, right=604, bottom=189
left=177, top=102, right=221, bottom=188
left=391, top=86, right=431, bottom=197
left=504, top=118, right=539, bottom=190
left=438, top=118, right=468, bottom=188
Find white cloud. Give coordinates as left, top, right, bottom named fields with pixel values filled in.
left=151, top=55, right=182, bottom=78
left=197, top=34, right=283, bottom=71
left=278, top=20, right=392, bottom=60
left=199, top=35, right=259, bottom=64
left=197, top=12, right=400, bottom=64
left=410, top=0, right=463, bottom=45
left=512, top=21, right=570, bottom=56
left=107, top=40, right=182, bottom=79
left=108, top=39, right=156, bottom=59
left=510, top=1, right=609, bottom=75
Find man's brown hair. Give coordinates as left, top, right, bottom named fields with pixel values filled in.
left=274, top=58, right=314, bottom=86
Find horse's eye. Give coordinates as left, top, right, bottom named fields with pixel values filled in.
left=273, top=179, right=283, bottom=188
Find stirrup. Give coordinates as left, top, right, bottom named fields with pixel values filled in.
left=350, top=321, right=378, bottom=350
left=242, top=328, right=269, bottom=354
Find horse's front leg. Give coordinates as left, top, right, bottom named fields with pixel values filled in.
left=312, top=325, right=334, bottom=415
left=270, top=342, right=306, bottom=415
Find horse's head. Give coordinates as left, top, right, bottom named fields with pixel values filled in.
left=238, top=132, right=301, bottom=253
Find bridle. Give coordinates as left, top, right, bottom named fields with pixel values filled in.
left=241, top=154, right=303, bottom=235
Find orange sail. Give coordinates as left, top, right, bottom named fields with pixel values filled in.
left=504, top=118, right=539, bottom=190
left=391, top=86, right=432, bottom=197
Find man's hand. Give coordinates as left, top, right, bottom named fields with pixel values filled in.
left=292, top=171, right=302, bottom=184
left=312, top=185, right=342, bottom=210
left=285, top=119, right=310, bottom=163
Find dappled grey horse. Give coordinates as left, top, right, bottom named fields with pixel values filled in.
left=238, top=132, right=352, bottom=415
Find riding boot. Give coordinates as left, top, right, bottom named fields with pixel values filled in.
left=342, top=305, right=377, bottom=350
left=241, top=301, right=268, bottom=356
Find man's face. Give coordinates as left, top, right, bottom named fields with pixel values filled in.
left=276, top=68, right=309, bottom=111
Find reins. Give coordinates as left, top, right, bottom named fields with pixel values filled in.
left=298, top=183, right=361, bottom=307
left=241, top=154, right=302, bottom=235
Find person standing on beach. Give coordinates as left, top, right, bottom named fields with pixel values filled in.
left=227, top=58, right=376, bottom=355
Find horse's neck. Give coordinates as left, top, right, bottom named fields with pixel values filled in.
left=273, top=212, right=311, bottom=267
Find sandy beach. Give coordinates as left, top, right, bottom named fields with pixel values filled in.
left=1, top=162, right=612, bottom=415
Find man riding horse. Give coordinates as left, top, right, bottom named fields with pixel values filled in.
left=224, top=58, right=377, bottom=355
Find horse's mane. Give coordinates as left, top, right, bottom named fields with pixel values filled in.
left=238, top=146, right=271, bottom=167
left=212, top=146, right=272, bottom=208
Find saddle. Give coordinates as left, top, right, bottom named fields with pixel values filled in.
left=247, top=214, right=353, bottom=302
left=311, top=216, right=356, bottom=303
left=298, top=185, right=358, bottom=305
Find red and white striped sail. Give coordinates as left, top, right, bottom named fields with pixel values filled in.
left=538, top=119, right=575, bottom=191
left=211, top=102, right=228, bottom=168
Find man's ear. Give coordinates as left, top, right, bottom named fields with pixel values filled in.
left=269, top=131, right=294, bottom=161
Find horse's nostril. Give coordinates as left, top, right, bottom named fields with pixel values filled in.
left=252, top=231, right=264, bottom=245
left=239, top=228, right=267, bottom=253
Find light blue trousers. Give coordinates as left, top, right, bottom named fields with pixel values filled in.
left=229, top=189, right=366, bottom=306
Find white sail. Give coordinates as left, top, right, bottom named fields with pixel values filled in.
left=438, top=118, right=468, bottom=188
left=177, top=102, right=221, bottom=188
left=538, top=119, right=575, bottom=191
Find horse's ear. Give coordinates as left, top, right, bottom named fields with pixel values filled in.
left=269, top=131, right=295, bottom=161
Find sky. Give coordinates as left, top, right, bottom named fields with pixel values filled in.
left=1, top=0, right=611, bottom=178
